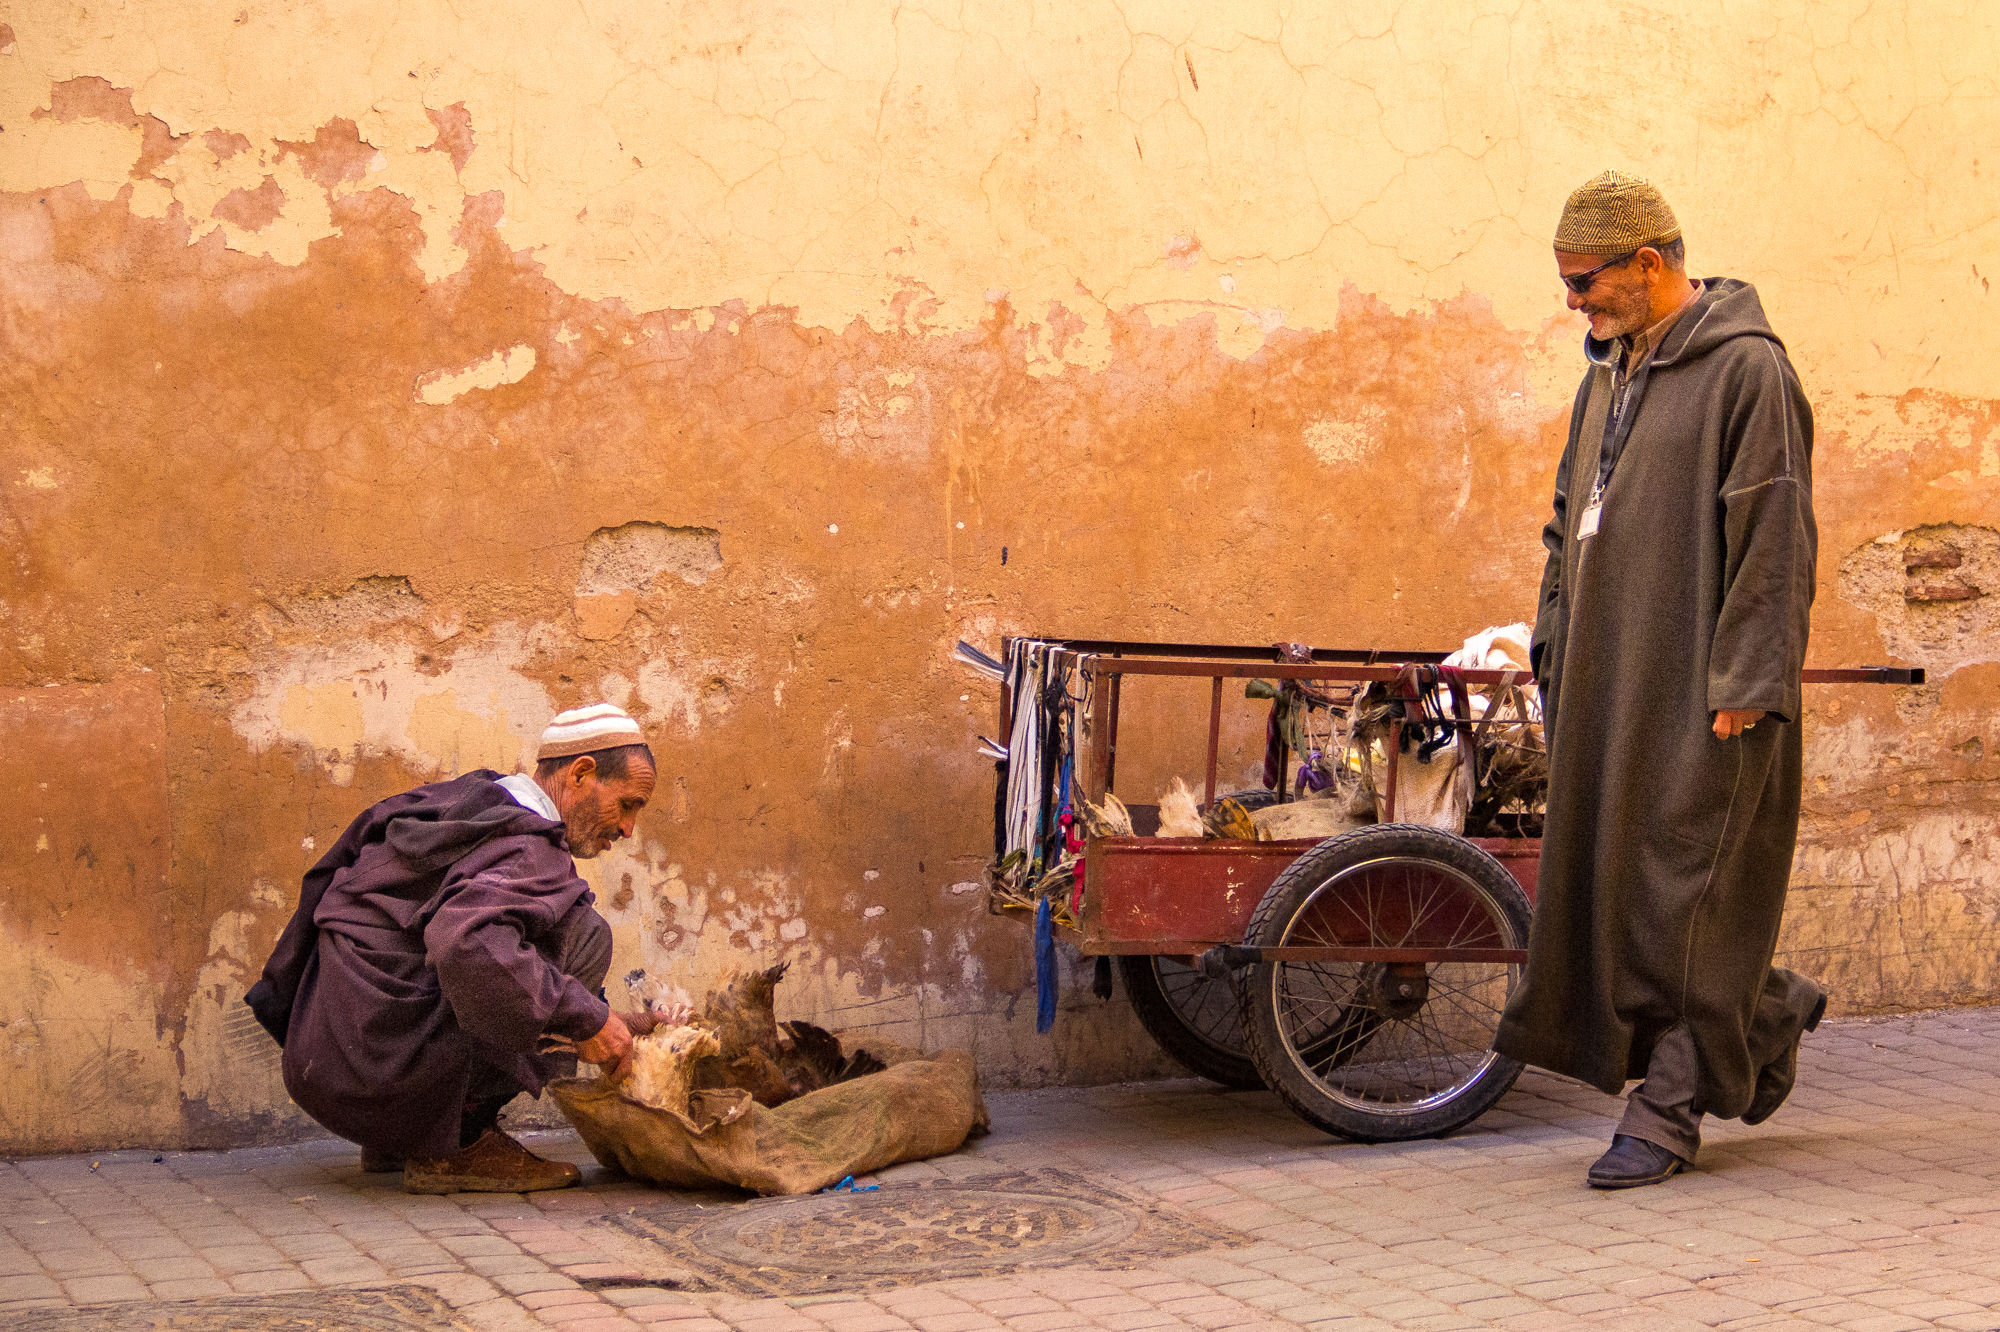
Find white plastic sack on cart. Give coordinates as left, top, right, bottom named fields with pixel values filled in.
left=1362, top=622, right=1537, bottom=831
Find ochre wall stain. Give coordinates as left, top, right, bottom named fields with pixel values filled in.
left=2, top=1, right=1996, bottom=1151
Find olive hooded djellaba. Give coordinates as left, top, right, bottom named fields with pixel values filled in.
left=1492, top=277, right=1824, bottom=1119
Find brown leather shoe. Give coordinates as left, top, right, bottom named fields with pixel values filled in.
left=402, top=1129, right=582, bottom=1195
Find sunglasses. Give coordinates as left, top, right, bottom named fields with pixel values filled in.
left=1561, top=251, right=1638, bottom=295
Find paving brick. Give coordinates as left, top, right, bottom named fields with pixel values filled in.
left=561, top=1263, right=644, bottom=1281
left=39, top=1249, right=128, bottom=1278
left=817, top=1315, right=917, bottom=1332
left=909, top=1315, right=1003, bottom=1332
left=524, top=1288, right=607, bottom=1310
left=974, top=1296, right=1064, bottom=1316
left=0, top=1274, right=65, bottom=1302
left=198, top=1243, right=291, bottom=1275
left=623, top=1308, right=721, bottom=1324
left=599, top=1289, right=696, bottom=1309
left=299, top=1254, right=390, bottom=1285
left=991, top=1316, right=1092, bottom=1332
left=538, top=1303, right=623, bottom=1325
left=65, top=1273, right=151, bottom=1304
left=497, top=1271, right=586, bottom=1296
left=146, top=1278, right=235, bottom=1300
left=1086, top=1314, right=1184, bottom=1332
left=229, top=1268, right=315, bottom=1294
left=1063, top=1295, right=1153, bottom=1316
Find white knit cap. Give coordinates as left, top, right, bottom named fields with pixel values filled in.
left=537, top=703, right=645, bottom=760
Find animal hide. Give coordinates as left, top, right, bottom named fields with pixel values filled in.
left=702, top=1047, right=794, bottom=1107
left=1156, top=777, right=1204, bottom=837
left=778, top=1020, right=888, bottom=1093
left=623, top=967, right=694, bottom=1028
left=1200, top=796, right=1258, bottom=841
left=1081, top=792, right=1134, bottom=838
left=701, top=961, right=788, bottom=1061
left=623, top=1024, right=722, bottom=1116
left=687, top=961, right=886, bottom=1108
left=1252, top=798, right=1366, bottom=841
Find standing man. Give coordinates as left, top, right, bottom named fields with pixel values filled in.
left=247, top=703, right=654, bottom=1193
left=1492, top=172, right=1825, bottom=1189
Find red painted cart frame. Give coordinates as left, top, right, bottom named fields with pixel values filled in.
left=1001, top=638, right=1923, bottom=968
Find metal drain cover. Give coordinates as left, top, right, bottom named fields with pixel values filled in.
left=10, top=1286, right=464, bottom=1332
left=606, top=1168, right=1245, bottom=1296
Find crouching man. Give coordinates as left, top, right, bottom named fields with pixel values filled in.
left=246, top=703, right=654, bottom=1193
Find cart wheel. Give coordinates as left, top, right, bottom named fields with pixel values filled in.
left=1236, top=823, right=1530, bottom=1142
left=1118, top=955, right=1264, bottom=1090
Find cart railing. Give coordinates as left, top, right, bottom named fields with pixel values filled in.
left=1005, top=638, right=1925, bottom=815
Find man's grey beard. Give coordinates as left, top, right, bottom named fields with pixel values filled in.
left=565, top=793, right=609, bottom=859
left=1594, top=280, right=1653, bottom=340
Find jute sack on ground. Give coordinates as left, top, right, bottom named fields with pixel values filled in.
left=548, top=1043, right=988, bottom=1196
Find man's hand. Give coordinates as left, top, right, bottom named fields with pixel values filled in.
left=574, top=1012, right=635, bottom=1082
left=1713, top=709, right=1766, bottom=740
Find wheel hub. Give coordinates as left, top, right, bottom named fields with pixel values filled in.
left=1363, top=962, right=1430, bottom=1020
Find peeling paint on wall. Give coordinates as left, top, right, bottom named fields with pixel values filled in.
left=232, top=626, right=554, bottom=784
left=577, top=523, right=724, bottom=594
left=1840, top=526, right=1999, bottom=678
left=417, top=345, right=537, bottom=404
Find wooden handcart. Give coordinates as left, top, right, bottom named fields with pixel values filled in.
left=990, top=638, right=1922, bottom=1144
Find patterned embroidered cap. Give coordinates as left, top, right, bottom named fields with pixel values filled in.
left=537, top=703, right=645, bottom=760
left=1555, top=170, right=1682, bottom=255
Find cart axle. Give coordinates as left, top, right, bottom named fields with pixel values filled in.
left=1198, top=943, right=1529, bottom=978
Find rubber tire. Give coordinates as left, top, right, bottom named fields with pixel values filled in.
left=1111, top=790, right=1277, bottom=1089
left=1236, top=823, right=1531, bottom=1142
left=1119, top=954, right=1265, bottom=1090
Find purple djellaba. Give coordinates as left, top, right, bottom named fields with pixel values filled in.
left=246, top=703, right=656, bottom=1193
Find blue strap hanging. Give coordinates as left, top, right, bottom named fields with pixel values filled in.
left=1035, top=896, right=1057, bottom=1033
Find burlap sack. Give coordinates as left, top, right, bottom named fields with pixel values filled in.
left=547, top=1045, right=989, bottom=1196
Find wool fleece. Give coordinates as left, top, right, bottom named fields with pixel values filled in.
left=1495, top=278, right=1821, bottom=1118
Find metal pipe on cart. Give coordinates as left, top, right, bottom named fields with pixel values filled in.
left=1203, top=676, right=1223, bottom=807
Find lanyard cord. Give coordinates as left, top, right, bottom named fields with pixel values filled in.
left=1591, top=353, right=1655, bottom=502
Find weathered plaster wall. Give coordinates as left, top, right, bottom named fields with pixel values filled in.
left=2, top=0, right=1994, bottom=1152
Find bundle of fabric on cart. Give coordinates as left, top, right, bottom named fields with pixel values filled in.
left=1342, top=623, right=1547, bottom=834
left=981, top=638, right=1088, bottom=929
left=1239, top=624, right=1547, bottom=836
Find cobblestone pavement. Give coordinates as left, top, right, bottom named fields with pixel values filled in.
left=7, top=1007, right=2000, bottom=1331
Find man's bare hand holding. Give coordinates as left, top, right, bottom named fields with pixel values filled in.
left=1713, top=709, right=1766, bottom=740
left=574, top=1012, right=635, bottom=1082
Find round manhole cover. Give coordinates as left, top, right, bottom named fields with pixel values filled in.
left=609, top=1169, right=1250, bottom=1295
left=692, top=1187, right=1140, bottom=1278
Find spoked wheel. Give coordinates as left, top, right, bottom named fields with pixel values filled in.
left=1118, top=954, right=1263, bottom=1090
left=1237, top=823, right=1531, bottom=1142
